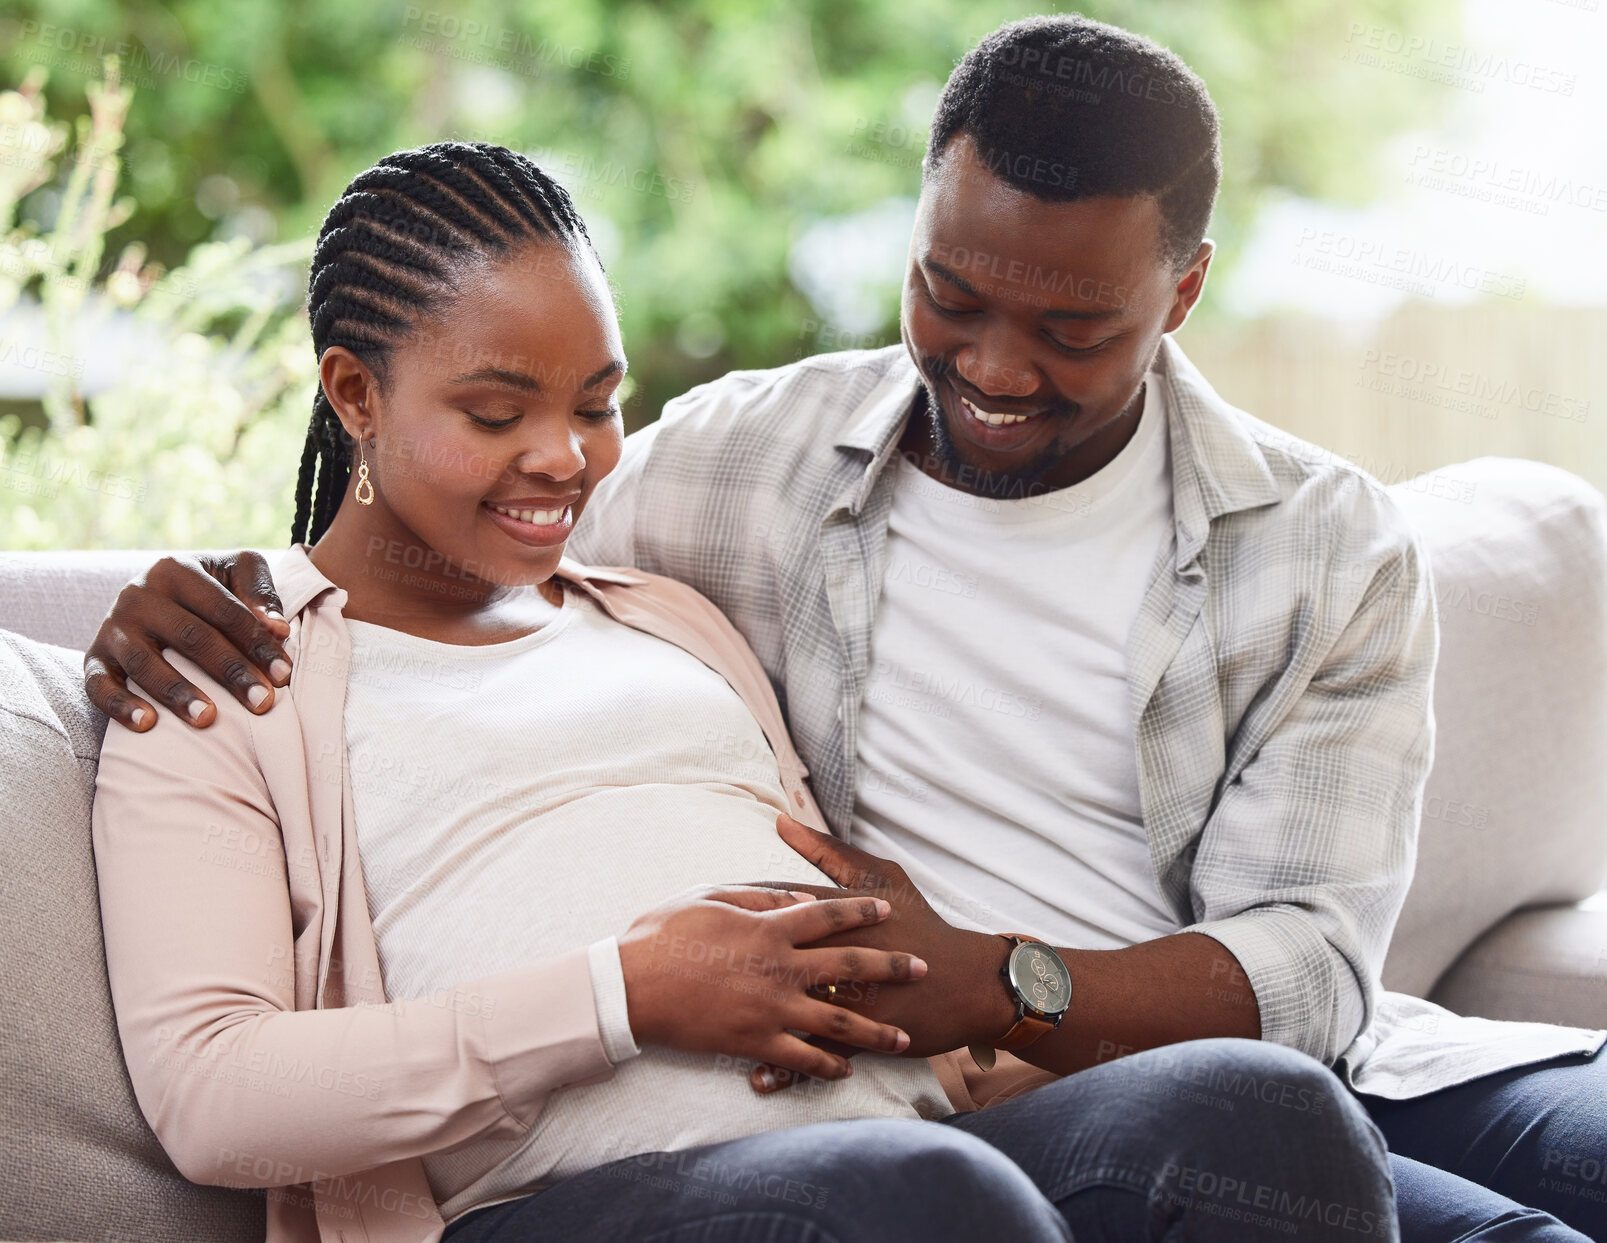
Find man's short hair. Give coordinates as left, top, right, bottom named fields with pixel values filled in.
left=926, top=15, right=1221, bottom=273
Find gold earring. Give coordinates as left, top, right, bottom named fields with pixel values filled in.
left=355, top=435, right=375, bottom=506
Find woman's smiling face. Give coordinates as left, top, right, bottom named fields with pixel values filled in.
left=316, top=240, right=626, bottom=607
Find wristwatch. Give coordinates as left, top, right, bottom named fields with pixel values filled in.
left=969, top=934, right=1072, bottom=1072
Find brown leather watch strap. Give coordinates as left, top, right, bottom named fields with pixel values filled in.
left=993, top=1010, right=1056, bottom=1051
left=992, top=933, right=1063, bottom=1053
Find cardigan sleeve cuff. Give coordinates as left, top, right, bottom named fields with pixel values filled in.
left=478, top=945, right=619, bottom=1128
left=587, top=936, right=643, bottom=1065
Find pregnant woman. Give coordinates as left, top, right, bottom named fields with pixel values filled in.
left=92, top=142, right=1395, bottom=1243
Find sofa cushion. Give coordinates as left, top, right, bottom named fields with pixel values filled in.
left=1382, top=458, right=1607, bottom=997
left=1430, top=901, right=1607, bottom=1029
left=0, top=627, right=262, bottom=1242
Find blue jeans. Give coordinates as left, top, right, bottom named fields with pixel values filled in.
left=443, top=1037, right=1397, bottom=1242
left=1361, top=1046, right=1605, bottom=1242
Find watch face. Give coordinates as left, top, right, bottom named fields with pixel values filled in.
left=1007, top=941, right=1072, bottom=1018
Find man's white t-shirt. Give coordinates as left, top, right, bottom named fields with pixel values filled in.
left=852, top=375, right=1182, bottom=951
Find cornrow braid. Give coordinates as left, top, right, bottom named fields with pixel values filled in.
left=290, top=141, right=593, bottom=547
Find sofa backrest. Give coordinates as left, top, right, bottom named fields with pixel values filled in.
left=0, top=549, right=281, bottom=651
left=1380, top=457, right=1607, bottom=995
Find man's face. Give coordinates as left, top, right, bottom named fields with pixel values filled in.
left=900, top=132, right=1212, bottom=497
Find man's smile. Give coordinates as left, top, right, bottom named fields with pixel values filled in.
left=944, top=377, right=1065, bottom=455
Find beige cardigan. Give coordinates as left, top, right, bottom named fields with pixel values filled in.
left=92, top=546, right=1038, bottom=1243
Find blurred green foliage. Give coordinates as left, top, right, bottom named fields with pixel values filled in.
left=0, top=65, right=314, bottom=547
left=0, top=0, right=1457, bottom=547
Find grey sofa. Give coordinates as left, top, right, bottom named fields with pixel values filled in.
left=3, top=455, right=1606, bottom=1242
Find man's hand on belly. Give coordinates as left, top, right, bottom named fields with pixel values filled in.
left=750, top=817, right=1264, bottom=1091
left=741, top=815, right=1018, bottom=1091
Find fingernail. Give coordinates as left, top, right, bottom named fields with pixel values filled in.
left=755, top=1068, right=775, bottom=1091
left=873, top=898, right=891, bottom=917
left=269, top=659, right=292, bottom=685
left=131, top=707, right=151, bottom=728
left=893, top=1030, right=910, bottom=1052
left=788, top=890, right=817, bottom=903
left=186, top=700, right=206, bottom=721
left=908, top=957, right=928, bottom=978
left=264, top=608, right=285, bottom=622
left=840, top=1063, right=854, bottom=1078
left=247, top=685, right=269, bottom=709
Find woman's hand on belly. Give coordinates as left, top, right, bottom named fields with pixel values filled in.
left=617, top=884, right=929, bottom=1084
left=743, top=815, right=1020, bottom=1093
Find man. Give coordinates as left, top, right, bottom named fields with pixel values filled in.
left=84, top=15, right=1604, bottom=1241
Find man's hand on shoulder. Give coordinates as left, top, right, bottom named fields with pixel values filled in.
left=84, top=551, right=293, bottom=732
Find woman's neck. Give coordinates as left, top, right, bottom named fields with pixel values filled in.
left=306, top=512, right=565, bottom=645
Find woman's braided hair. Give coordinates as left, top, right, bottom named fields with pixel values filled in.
left=292, top=141, right=593, bottom=546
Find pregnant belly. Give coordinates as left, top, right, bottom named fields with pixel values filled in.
left=429, top=1041, right=952, bottom=1215
left=372, top=784, right=837, bottom=984
left=389, top=785, right=954, bottom=1215
left=539, top=783, right=843, bottom=937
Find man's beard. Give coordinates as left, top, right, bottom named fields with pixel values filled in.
left=915, top=375, right=1066, bottom=501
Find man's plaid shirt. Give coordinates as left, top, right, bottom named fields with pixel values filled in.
left=569, top=336, right=1604, bottom=1096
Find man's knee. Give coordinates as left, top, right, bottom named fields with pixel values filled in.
left=1137, top=1039, right=1351, bottom=1118
left=1143, top=1040, right=1395, bottom=1235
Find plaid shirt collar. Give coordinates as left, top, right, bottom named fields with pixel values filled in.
left=826, top=334, right=1283, bottom=566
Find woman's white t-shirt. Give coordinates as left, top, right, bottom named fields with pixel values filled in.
left=343, top=587, right=949, bottom=1219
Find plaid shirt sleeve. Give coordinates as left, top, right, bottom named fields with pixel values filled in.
left=1182, top=505, right=1439, bottom=1065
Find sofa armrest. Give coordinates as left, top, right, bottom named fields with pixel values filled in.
left=1429, top=899, right=1607, bottom=1029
